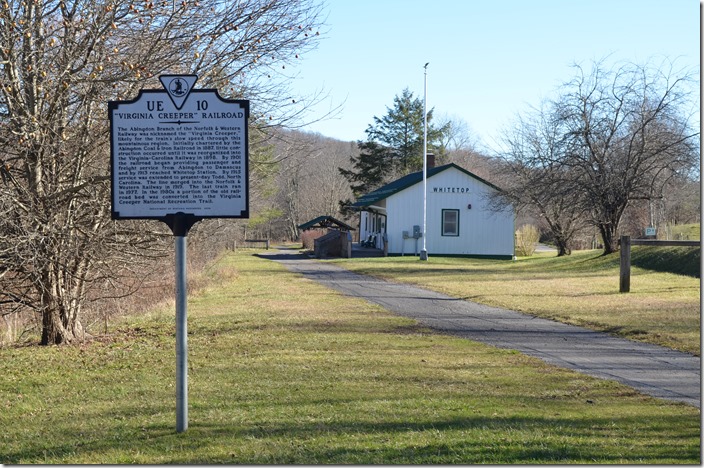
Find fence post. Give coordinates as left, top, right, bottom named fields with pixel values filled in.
left=619, top=235, right=631, bottom=293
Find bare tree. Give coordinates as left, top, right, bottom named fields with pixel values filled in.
left=497, top=58, right=699, bottom=256
left=556, top=59, right=699, bottom=254
left=271, top=130, right=354, bottom=239
left=434, top=114, right=478, bottom=154
left=496, top=103, right=587, bottom=256
left=0, top=0, right=326, bottom=344
left=662, top=176, right=700, bottom=227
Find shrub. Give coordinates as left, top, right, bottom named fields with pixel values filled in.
left=516, top=224, right=540, bottom=257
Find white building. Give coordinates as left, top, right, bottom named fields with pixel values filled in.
left=352, top=163, right=514, bottom=259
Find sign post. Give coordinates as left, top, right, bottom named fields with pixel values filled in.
left=164, top=213, right=197, bottom=433
left=109, top=75, right=249, bottom=432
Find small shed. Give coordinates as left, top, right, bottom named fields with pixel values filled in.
left=298, top=215, right=355, bottom=258
left=297, top=215, right=355, bottom=232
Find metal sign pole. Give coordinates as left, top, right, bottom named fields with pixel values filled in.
left=165, top=213, right=198, bottom=433
left=175, top=231, right=188, bottom=433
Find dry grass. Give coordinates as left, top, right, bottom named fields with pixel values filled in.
left=330, top=250, right=700, bottom=355
left=0, top=250, right=699, bottom=464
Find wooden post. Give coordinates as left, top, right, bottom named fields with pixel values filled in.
left=619, top=235, right=631, bottom=293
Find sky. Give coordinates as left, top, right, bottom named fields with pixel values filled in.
left=288, top=0, right=700, bottom=150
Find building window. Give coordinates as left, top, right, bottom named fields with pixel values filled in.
left=442, top=209, right=460, bottom=236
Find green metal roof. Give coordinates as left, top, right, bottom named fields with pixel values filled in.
left=297, top=215, right=355, bottom=231
left=351, top=163, right=501, bottom=208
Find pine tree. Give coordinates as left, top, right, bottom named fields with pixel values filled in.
left=366, top=88, right=427, bottom=174
left=339, top=141, right=392, bottom=197
left=339, top=88, right=448, bottom=209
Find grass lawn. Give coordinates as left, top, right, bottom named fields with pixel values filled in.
left=0, top=251, right=699, bottom=464
left=669, top=223, right=700, bottom=241
left=330, top=249, right=700, bottom=355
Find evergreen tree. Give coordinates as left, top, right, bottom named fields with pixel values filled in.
left=339, top=141, right=392, bottom=197
left=338, top=141, right=391, bottom=215
left=339, top=88, right=448, bottom=209
left=366, top=88, right=427, bottom=174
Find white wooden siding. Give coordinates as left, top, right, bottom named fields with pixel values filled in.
left=385, top=167, right=514, bottom=257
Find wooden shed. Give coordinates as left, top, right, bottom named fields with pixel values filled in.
left=297, top=215, right=355, bottom=232
left=298, top=215, right=355, bottom=258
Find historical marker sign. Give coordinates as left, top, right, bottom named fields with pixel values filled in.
left=109, top=75, right=250, bottom=433
left=109, top=75, right=249, bottom=220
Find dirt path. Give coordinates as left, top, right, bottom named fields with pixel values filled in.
left=261, top=249, right=701, bottom=408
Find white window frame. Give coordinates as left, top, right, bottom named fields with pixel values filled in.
left=442, top=209, right=460, bottom=237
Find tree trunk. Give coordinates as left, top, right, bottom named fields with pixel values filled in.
left=38, top=264, right=85, bottom=345
left=599, top=223, right=619, bottom=255
left=597, top=203, right=626, bottom=255
left=554, top=237, right=572, bottom=257
left=40, top=297, right=83, bottom=345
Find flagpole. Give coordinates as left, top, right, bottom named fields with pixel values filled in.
left=420, top=62, right=429, bottom=261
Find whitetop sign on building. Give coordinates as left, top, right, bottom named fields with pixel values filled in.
left=110, top=75, right=249, bottom=220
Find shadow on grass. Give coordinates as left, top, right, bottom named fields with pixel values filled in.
left=4, top=411, right=698, bottom=464
left=631, top=246, right=700, bottom=278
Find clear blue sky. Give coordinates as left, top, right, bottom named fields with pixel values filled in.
left=289, top=0, right=700, bottom=149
